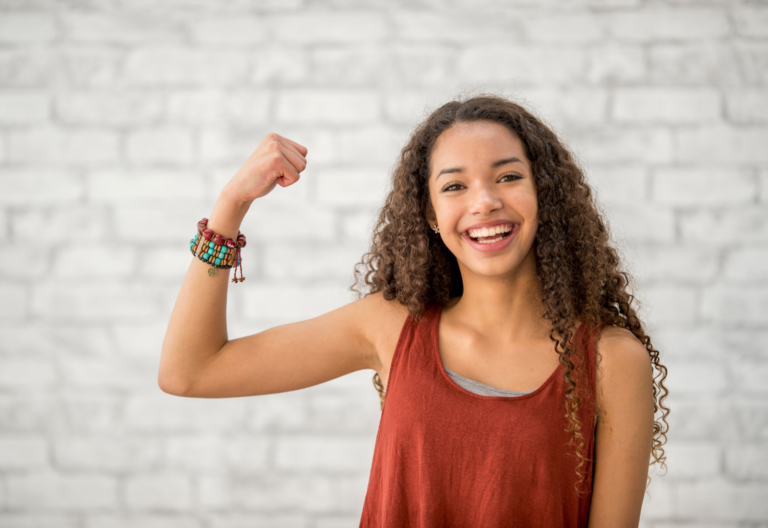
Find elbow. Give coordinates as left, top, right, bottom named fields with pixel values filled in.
left=157, top=372, right=190, bottom=397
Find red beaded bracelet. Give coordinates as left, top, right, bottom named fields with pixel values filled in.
left=189, top=217, right=247, bottom=283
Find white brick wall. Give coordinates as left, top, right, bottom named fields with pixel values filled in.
left=1, top=1, right=766, bottom=526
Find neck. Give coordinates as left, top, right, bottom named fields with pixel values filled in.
left=450, top=249, right=551, bottom=342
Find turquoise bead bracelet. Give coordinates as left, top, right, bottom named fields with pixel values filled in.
left=189, top=217, right=247, bottom=283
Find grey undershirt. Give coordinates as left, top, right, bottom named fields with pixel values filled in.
left=444, top=366, right=535, bottom=397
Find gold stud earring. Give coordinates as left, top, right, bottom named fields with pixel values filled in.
left=431, top=224, right=440, bottom=234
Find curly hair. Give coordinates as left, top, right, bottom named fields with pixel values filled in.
left=350, top=93, right=670, bottom=494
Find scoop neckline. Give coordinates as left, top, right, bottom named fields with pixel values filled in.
left=431, top=303, right=577, bottom=402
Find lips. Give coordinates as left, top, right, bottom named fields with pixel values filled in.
left=462, top=223, right=519, bottom=253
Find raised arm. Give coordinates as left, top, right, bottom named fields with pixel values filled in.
left=159, top=132, right=373, bottom=396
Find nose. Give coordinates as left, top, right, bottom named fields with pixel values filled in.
left=468, top=183, right=503, bottom=216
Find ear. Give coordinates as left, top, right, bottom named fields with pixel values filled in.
left=425, top=200, right=437, bottom=226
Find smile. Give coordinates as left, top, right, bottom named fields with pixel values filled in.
left=462, top=222, right=519, bottom=252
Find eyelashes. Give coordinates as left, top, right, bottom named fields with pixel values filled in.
left=440, top=173, right=522, bottom=193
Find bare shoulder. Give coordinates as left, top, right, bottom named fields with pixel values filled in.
left=356, top=291, right=411, bottom=375
left=594, top=325, right=654, bottom=411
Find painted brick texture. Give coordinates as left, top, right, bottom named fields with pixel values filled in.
left=1, top=1, right=766, bottom=526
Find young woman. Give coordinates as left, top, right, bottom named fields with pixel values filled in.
left=160, top=94, right=669, bottom=527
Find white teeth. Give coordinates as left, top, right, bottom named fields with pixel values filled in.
left=477, top=236, right=504, bottom=244
left=468, top=224, right=513, bottom=238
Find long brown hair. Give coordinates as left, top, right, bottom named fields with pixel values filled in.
left=350, top=93, right=669, bottom=492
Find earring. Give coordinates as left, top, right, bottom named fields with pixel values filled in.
left=431, top=224, right=440, bottom=234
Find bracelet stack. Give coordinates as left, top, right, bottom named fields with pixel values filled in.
left=189, top=217, right=247, bottom=283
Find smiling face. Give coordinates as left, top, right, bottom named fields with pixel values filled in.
left=426, top=119, right=539, bottom=281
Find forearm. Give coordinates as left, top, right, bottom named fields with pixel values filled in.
left=158, top=186, right=252, bottom=394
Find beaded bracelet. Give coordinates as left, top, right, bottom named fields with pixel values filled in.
left=189, top=217, right=247, bottom=283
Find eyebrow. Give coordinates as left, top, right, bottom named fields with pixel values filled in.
left=435, top=157, right=527, bottom=180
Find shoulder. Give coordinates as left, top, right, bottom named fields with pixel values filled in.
left=594, top=325, right=653, bottom=408
left=355, top=291, right=411, bottom=372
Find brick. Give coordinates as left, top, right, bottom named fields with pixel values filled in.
left=59, top=357, right=158, bottom=390
left=30, top=282, right=167, bottom=321
left=340, top=208, right=379, bottom=243
left=336, top=125, right=403, bottom=164
left=307, top=391, right=381, bottom=433
left=586, top=45, right=645, bottom=84
left=762, top=170, right=768, bottom=204
left=58, top=392, right=122, bottom=433
left=701, top=286, right=768, bottom=326
left=732, top=361, right=768, bottom=395
left=524, top=13, right=605, bottom=43
left=244, top=202, right=335, bottom=243
left=653, top=167, right=756, bottom=206
left=188, top=16, right=269, bottom=44
left=604, top=204, right=675, bottom=243
left=735, top=399, right=768, bottom=441
left=114, top=202, right=210, bottom=243
left=123, top=48, right=249, bottom=86
left=316, top=165, right=390, bottom=206
left=392, top=11, right=522, bottom=44
left=734, top=6, right=768, bottom=38
left=276, top=89, right=379, bottom=124
left=0, top=435, right=47, bottom=470
left=200, top=126, right=271, bottom=164
left=725, top=89, right=768, bottom=124
left=6, top=472, right=119, bottom=510
left=275, top=435, right=373, bottom=471
left=650, top=43, right=741, bottom=86
left=724, top=248, right=768, bottom=282
left=456, top=46, right=586, bottom=85
left=677, top=126, right=768, bottom=164
left=8, top=126, right=120, bottom=164
left=53, top=435, right=162, bottom=471
left=88, top=168, right=206, bottom=203
left=123, top=392, right=247, bottom=432
left=165, top=433, right=269, bottom=472
left=0, top=358, right=56, bottom=388
left=575, top=127, right=673, bottom=164
left=633, top=245, right=719, bottom=284
left=53, top=244, right=135, bottom=278
left=739, top=42, right=768, bottom=86
left=725, top=444, right=768, bottom=480
left=12, top=204, right=110, bottom=243
left=241, top=281, right=356, bottom=322
left=0, top=168, right=83, bottom=205
left=246, top=391, right=309, bottom=433
left=262, top=243, right=366, bottom=281
left=0, top=50, right=55, bottom=87
left=61, top=12, right=182, bottom=43
left=0, top=282, right=25, bottom=321
left=205, top=515, right=303, bottom=528
left=0, top=91, right=49, bottom=124
left=112, top=322, right=167, bottom=361
left=606, top=8, right=730, bottom=41
left=199, top=474, right=335, bottom=512
left=383, top=90, right=455, bottom=125
left=55, top=92, right=163, bottom=126
left=638, top=473, right=675, bottom=521
left=249, top=46, right=310, bottom=85
left=311, top=46, right=390, bottom=86
left=680, top=209, right=768, bottom=244
left=613, top=88, right=721, bottom=123
left=0, top=13, right=56, bottom=43
left=662, top=360, right=729, bottom=395
left=0, top=394, right=57, bottom=433
left=168, top=89, right=271, bottom=126
left=677, top=478, right=768, bottom=520
left=669, top=397, right=740, bottom=442
left=0, top=516, right=79, bottom=528
left=270, top=12, right=388, bottom=43
left=652, top=328, right=768, bottom=362
left=659, top=441, right=720, bottom=480
left=125, top=126, right=194, bottom=164
left=641, top=285, right=698, bottom=326
left=125, top=474, right=192, bottom=511
left=518, top=88, right=609, bottom=127
left=587, top=165, right=647, bottom=203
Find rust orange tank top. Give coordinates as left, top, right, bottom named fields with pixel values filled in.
left=359, top=302, right=607, bottom=527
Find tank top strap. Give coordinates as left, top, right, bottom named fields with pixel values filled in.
left=572, top=320, right=609, bottom=421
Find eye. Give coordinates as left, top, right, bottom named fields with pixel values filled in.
left=441, top=182, right=463, bottom=192
left=500, top=172, right=522, bottom=182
